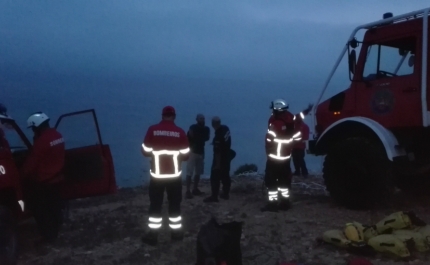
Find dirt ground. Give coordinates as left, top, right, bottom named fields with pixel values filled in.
left=15, top=174, right=430, bottom=265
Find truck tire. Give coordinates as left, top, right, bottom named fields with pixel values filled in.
left=0, top=207, right=17, bottom=265
left=323, top=137, right=391, bottom=209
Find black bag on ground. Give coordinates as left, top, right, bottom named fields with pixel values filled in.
left=195, top=218, right=243, bottom=265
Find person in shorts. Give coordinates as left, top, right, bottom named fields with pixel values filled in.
left=185, top=114, right=210, bottom=199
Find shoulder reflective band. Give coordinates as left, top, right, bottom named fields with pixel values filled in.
left=0, top=165, right=5, bottom=175
left=267, top=130, right=276, bottom=137
left=142, top=144, right=153, bottom=152
left=179, top=147, right=190, bottom=154
left=300, top=112, right=305, bottom=119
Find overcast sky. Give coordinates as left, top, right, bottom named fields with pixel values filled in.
left=0, top=0, right=427, bottom=82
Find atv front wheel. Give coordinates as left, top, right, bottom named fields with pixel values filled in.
left=323, top=137, right=391, bottom=209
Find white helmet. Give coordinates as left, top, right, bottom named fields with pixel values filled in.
left=27, top=112, right=50, bottom=128
left=270, top=99, right=289, bottom=111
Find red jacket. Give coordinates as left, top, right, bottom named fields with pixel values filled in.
left=142, top=120, right=190, bottom=178
left=265, top=111, right=301, bottom=160
left=293, top=122, right=310, bottom=150
left=22, top=128, right=65, bottom=183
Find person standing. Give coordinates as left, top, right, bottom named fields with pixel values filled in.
left=203, top=116, right=232, bottom=203
left=262, top=99, right=302, bottom=212
left=292, top=118, right=310, bottom=177
left=22, top=112, right=66, bottom=243
left=185, top=114, right=210, bottom=199
left=141, top=106, right=190, bottom=246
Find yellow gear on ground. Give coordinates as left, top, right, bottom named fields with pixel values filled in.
left=322, top=229, right=351, bottom=248
left=368, top=234, right=411, bottom=258
left=393, top=230, right=429, bottom=252
left=349, top=222, right=378, bottom=242
left=375, top=211, right=412, bottom=234
left=415, top=225, right=430, bottom=245
left=344, top=223, right=363, bottom=242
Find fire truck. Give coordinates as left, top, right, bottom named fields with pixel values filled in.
left=308, top=7, right=430, bottom=209
left=0, top=109, right=117, bottom=264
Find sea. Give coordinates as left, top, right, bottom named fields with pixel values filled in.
left=2, top=71, right=346, bottom=188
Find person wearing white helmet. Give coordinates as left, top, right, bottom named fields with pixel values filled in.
left=21, top=111, right=66, bottom=243
left=262, top=99, right=313, bottom=212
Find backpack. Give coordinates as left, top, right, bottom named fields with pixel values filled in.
left=195, top=218, right=243, bottom=265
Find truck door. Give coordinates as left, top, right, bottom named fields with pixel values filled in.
left=355, top=36, right=421, bottom=128
left=55, top=109, right=117, bottom=200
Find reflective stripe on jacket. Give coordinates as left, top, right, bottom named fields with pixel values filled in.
left=143, top=120, right=190, bottom=178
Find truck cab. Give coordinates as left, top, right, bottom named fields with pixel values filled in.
left=308, top=8, right=430, bottom=209
left=0, top=109, right=116, bottom=264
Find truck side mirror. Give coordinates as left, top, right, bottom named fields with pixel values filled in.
left=348, top=49, right=356, bottom=75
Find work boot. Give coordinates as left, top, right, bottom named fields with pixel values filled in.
left=141, top=230, right=158, bottom=246
left=203, top=196, right=219, bottom=203
left=192, top=188, right=205, bottom=196
left=185, top=191, right=193, bottom=199
left=171, top=229, right=184, bottom=241
left=219, top=192, right=229, bottom=200
left=278, top=200, right=291, bottom=211
left=260, top=203, right=278, bottom=212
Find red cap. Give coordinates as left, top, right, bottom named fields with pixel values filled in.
left=162, top=106, right=176, bottom=115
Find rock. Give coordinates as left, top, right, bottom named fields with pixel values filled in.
left=241, top=213, right=248, bottom=218
left=144, top=253, right=150, bottom=258
left=124, top=237, right=130, bottom=242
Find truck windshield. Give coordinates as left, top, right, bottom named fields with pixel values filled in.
left=362, top=37, right=416, bottom=80
left=1, top=121, right=28, bottom=153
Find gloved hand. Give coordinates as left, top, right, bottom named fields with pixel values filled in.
left=302, top=103, right=314, bottom=115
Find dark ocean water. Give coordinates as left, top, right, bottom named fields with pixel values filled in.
left=2, top=73, right=336, bottom=187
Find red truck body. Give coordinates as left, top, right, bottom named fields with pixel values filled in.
left=308, top=8, right=430, bottom=209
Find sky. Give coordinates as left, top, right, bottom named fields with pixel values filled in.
left=0, top=1, right=428, bottom=186
left=1, top=1, right=427, bottom=82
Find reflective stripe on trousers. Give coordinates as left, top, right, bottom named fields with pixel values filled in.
left=268, top=190, right=278, bottom=201
left=169, top=216, right=182, bottom=229
left=148, top=216, right=162, bottom=229
left=278, top=187, right=290, bottom=198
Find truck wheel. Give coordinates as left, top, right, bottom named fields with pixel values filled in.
left=0, top=207, right=17, bottom=265
left=323, top=137, right=391, bottom=209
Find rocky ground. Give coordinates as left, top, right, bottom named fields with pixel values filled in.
left=16, top=174, right=430, bottom=265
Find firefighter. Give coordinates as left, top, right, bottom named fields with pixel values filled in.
left=203, top=116, right=232, bottom=203
left=261, top=99, right=303, bottom=212
left=21, top=112, right=65, bottom=243
left=141, top=106, right=190, bottom=246
left=292, top=117, right=310, bottom=177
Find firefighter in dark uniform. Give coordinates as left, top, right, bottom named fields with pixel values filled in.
left=261, top=99, right=303, bottom=212
left=203, top=116, right=233, bottom=203
left=22, top=112, right=66, bottom=242
left=141, top=106, right=190, bottom=246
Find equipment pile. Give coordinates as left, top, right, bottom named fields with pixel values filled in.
left=320, top=211, right=430, bottom=259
